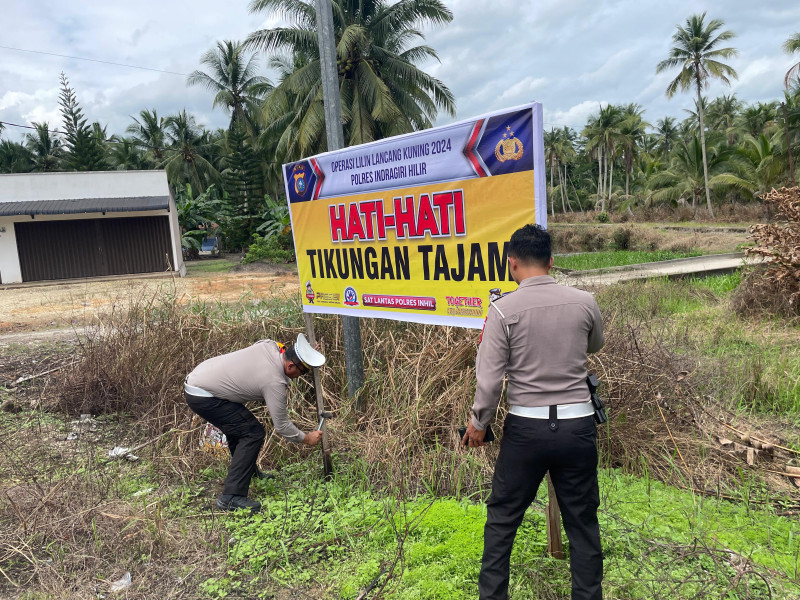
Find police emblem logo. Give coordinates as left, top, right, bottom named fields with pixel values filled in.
left=495, top=126, right=524, bottom=162
left=343, top=286, right=359, bottom=306
left=293, top=164, right=309, bottom=196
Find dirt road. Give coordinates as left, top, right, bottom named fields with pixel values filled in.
left=0, top=267, right=300, bottom=335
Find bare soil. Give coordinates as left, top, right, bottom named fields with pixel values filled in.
left=0, top=269, right=300, bottom=335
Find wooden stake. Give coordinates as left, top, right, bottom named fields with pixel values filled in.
left=545, top=473, right=564, bottom=559
left=304, top=312, right=333, bottom=479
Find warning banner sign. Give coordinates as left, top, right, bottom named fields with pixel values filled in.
left=283, top=102, right=546, bottom=328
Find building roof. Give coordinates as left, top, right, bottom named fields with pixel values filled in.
left=0, top=170, right=171, bottom=206
left=0, top=196, right=170, bottom=216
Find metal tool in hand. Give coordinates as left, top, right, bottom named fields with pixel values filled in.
left=317, top=411, right=334, bottom=431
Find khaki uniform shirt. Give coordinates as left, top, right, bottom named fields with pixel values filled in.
left=471, top=275, right=604, bottom=430
left=186, top=340, right=305, bottom=443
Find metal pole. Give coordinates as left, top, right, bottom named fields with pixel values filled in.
left=304, top=312, right=333, bottom=479
left=315, top=0, right=365, bottom=405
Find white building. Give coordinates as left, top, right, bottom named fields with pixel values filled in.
left=0, top=170, right=185, bottom=284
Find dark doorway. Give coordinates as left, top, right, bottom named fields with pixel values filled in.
left=15, top=216, right=173, bottom=282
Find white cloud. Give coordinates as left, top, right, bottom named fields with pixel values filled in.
left=545, top=101, right=608, bottom=130
left=499, top=77, right=548, bottom=103
left=1, top=0, right=799, bottom=144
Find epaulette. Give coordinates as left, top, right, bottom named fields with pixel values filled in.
left=488, top=297, right=511, bottom=342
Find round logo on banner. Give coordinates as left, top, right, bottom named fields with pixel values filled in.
left=343, top=286, right=359, bottom=306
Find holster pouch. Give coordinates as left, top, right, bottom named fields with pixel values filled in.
left=587, top=373, right=607, bottom=425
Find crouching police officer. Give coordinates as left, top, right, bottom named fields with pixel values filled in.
left=462, top=224, right=605, bottom=600
left=185, top=334, right=325, bottom=513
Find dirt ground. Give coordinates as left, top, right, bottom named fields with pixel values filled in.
left=0, top=263, right=301, bottom=335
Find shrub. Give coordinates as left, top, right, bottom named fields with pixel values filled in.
left=731, top=270, right=800, bottom=320
left=738, top=186, right=800, bottom=315
left=242, top=233, right=295, bottom=264
left=612, top=226, right=633, bottom=250
left=596, top=211, right=610, bottom=223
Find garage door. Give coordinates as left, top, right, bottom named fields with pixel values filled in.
left=15, top=216, right=173, bottom=282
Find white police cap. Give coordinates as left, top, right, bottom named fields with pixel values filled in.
left=295, top=333, right=326, bottom=368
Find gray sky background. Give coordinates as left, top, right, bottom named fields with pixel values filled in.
left=1, top=0, right=798, bottom=144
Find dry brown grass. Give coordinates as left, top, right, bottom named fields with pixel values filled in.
left=3, top=283, right=799, bottom=597
left=550, top=223, right=746, bottom=255
left=0, top=411, right=226, bottom=598
left=47, top=288, right=799, bottom=499
left=552, top=202, right=769, bottom=225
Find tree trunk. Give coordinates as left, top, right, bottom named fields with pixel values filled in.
left=564, top=164, right=573, bottom=212
left=558, top=164, right=567, bottom=213
left=696, top=82, right=715, bottom=218
left=599, top=150, right=606, bottom=213
left=570, top=173, right=584, bottom=213
left=608, top=152, right=615, bottom=211
left=596, top=150, right=603, bottom=210
left=625, top=151, right=630, bottom=198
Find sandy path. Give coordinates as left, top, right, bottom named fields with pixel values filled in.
left=0, top=270, right=301, bottom=335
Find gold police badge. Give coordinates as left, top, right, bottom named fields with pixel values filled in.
left=293, top=164, right=309, bottom=196
left=495, top=126, right=524, bottom=162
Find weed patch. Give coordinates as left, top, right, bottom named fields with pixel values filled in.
left=554, top=250, right=701, bottom=272
left=203, top=462, right=799, bottom=599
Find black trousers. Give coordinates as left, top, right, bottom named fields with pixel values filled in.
left=185, top=392, right=266, bottom=497
left=479, top=414, right=602, bottom=600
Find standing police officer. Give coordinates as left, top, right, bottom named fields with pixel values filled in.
left=462, top=224, right=605, bottom=600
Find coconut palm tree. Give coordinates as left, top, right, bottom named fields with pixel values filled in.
left=784, top=32, right=800, bottom=88
left=647, top=132, right=734, bottom=208
left=655, top=117, right=679, bottom=157
left=555, top=127, right=579, bottom=213
left=245, top=0, right=456, bottom=158
left=24, top=122, right=63, bottom=171
left=0, top=140, right=33, bottom=173
left=707, top=94, right=743, bottom=145
left=657, top=12, right=738, bottom=218
left=544, top=128, right=560, bottom=216
left=715, top=133, right=787, bottom=198
left=127, top=109, right=168, bottom=163
left=187, top=40, right=272, bottom=134
left=161, top=110, right=219, bottom=191
left=108, top=136, right=148, bottom=170
left=583, top=104, right=624, bottom=211
left=738, top=102, right=779, bottom=138
left=618, top=104, right=648, bottom=199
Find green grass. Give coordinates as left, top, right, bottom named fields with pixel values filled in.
left=206, top=460, right=800, bottom=599
left=185, top=257, right=238, bottom=274
left=596, top=273, right=800, bottom=415
left=554, top=250, right=702, bottom=272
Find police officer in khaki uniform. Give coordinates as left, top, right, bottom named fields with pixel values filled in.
left=462, top=224, right=605, bottom=600
left=185, top=334, right=325, bottom=513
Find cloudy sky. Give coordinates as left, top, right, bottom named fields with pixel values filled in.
left=1, top=0, right=798, bottom=143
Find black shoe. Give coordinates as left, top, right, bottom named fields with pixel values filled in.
left=252, top=468, right=275, bottom=481
left=216, top=494, right=261, bottom=513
